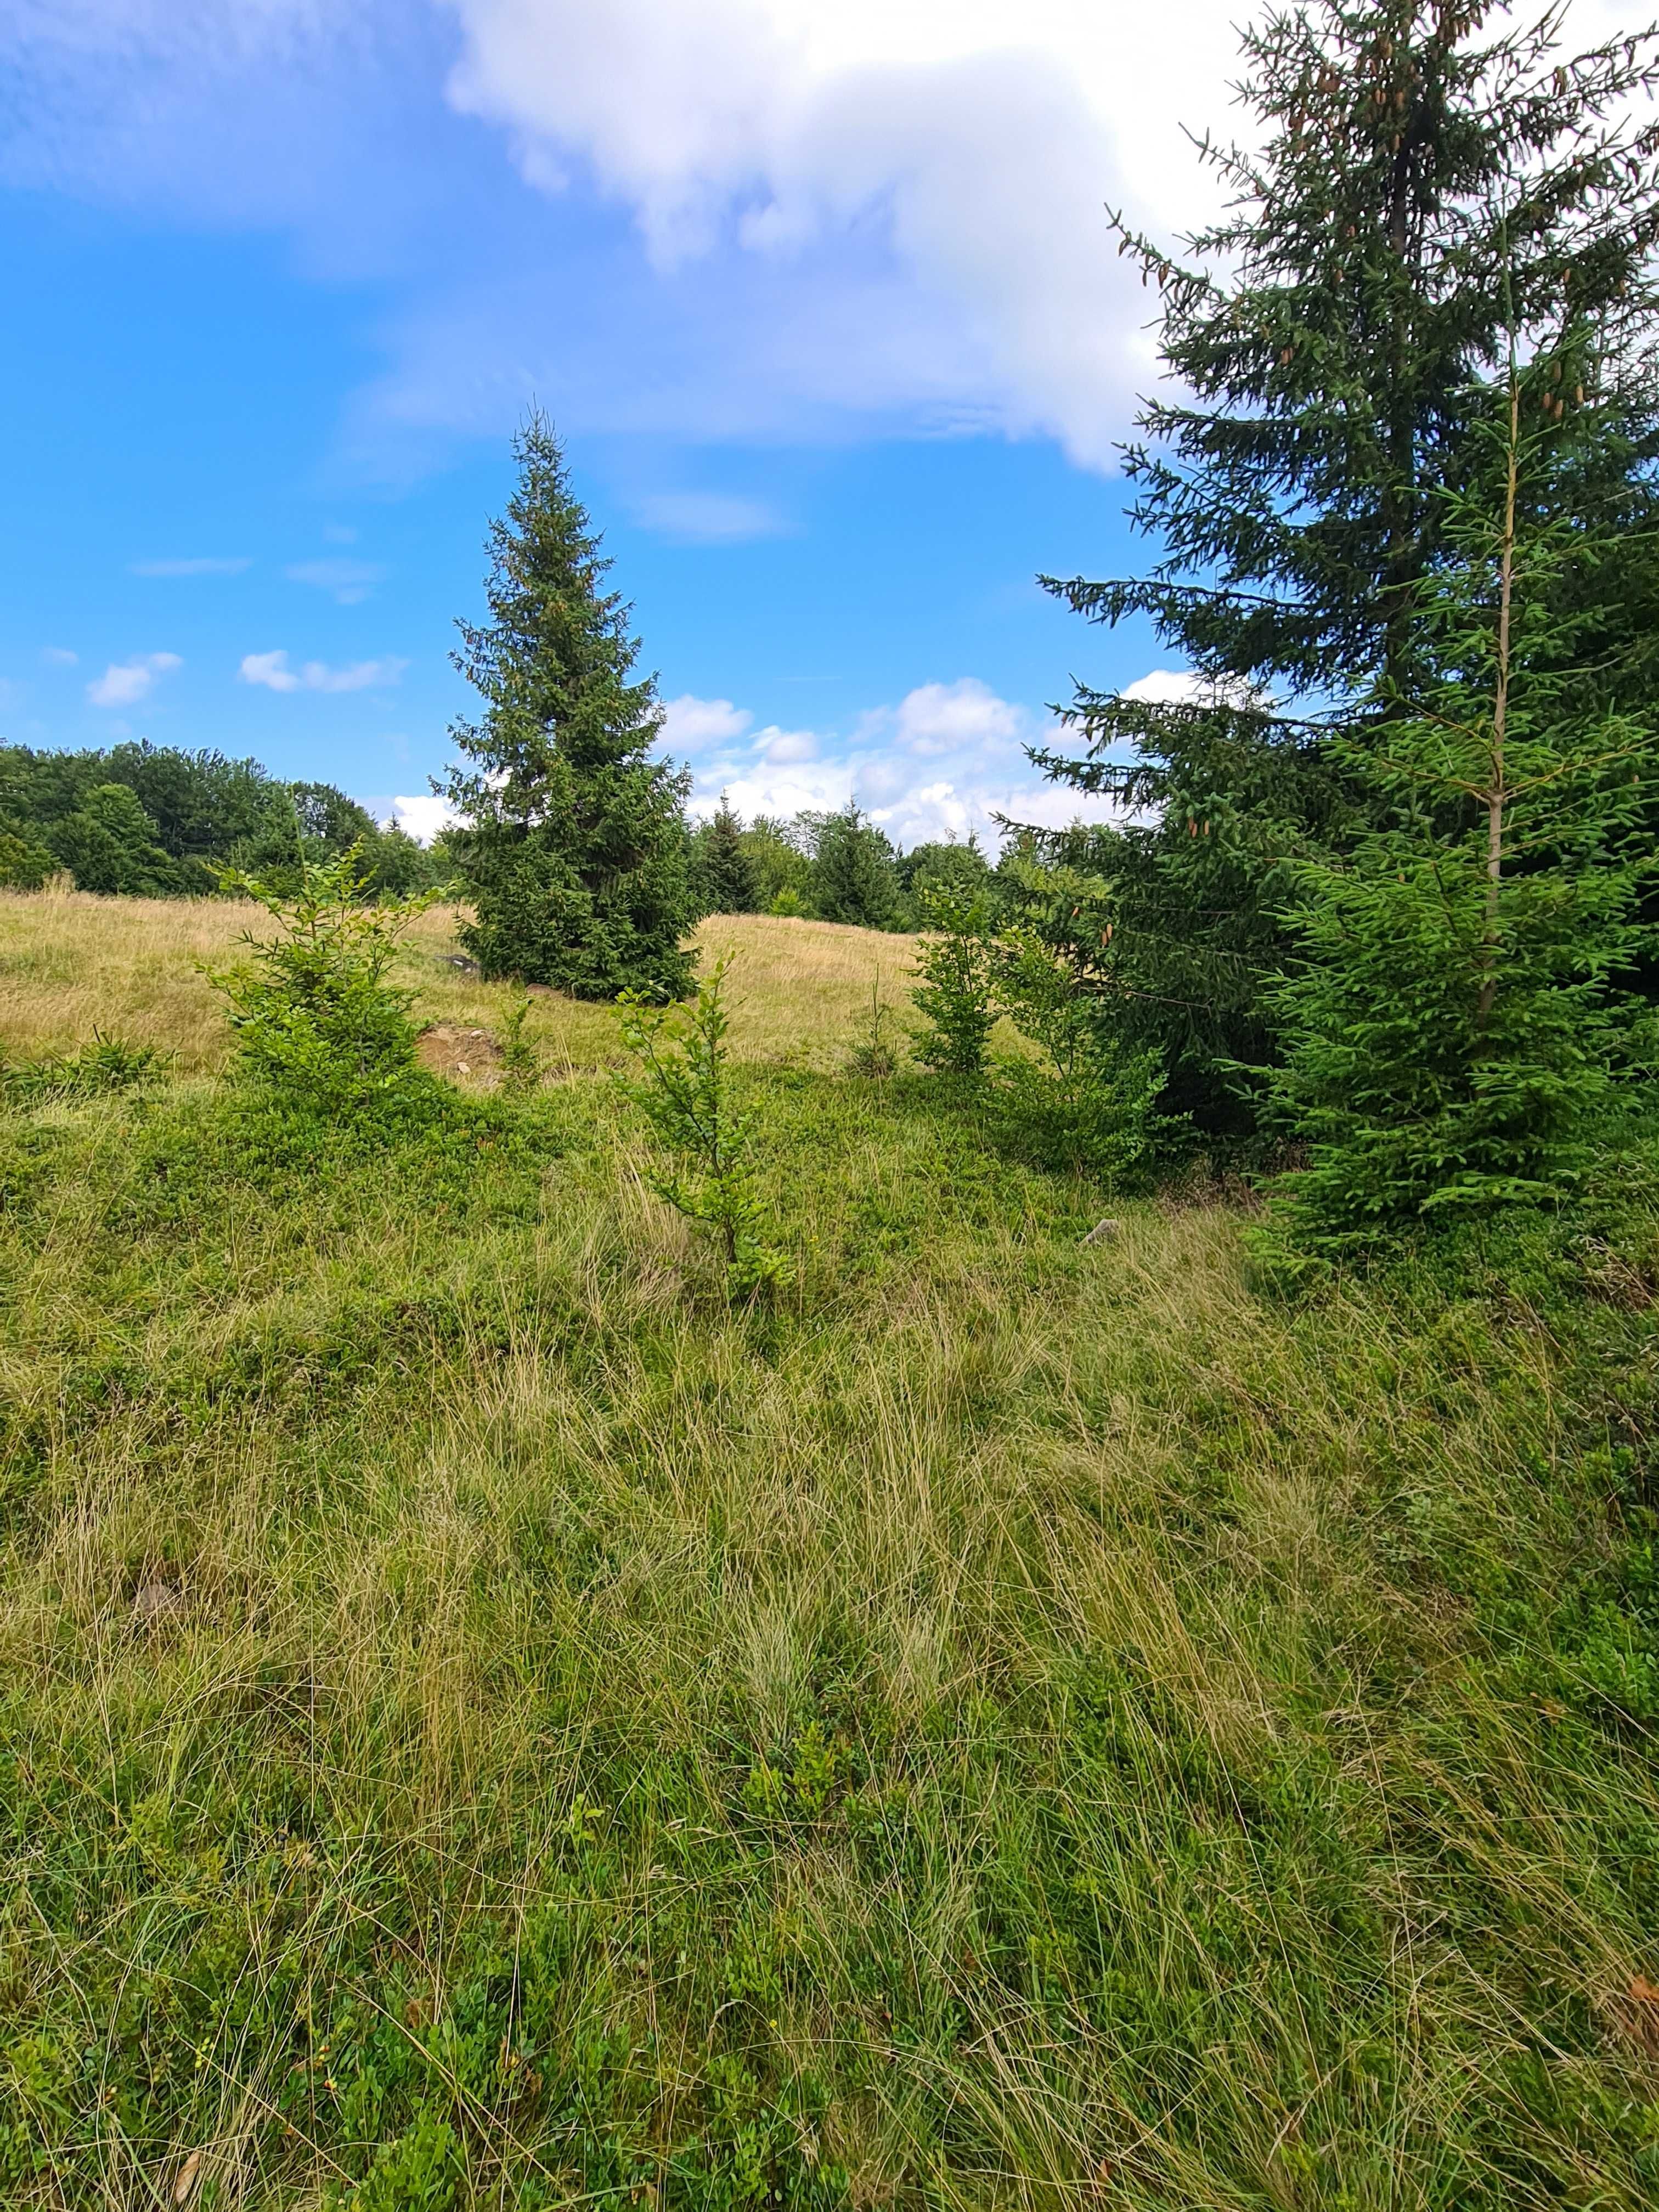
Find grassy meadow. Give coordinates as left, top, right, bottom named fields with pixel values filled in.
left=3, top=888, right=1659, bottom=2209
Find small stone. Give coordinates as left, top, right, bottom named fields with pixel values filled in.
left=456, top=1062, right=471, bottom=1075
left=132, top=1579, right=183, bottom=1623
left=1080, top=1217, right=1121, bottom=1246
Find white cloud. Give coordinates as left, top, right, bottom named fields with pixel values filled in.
left=439, top=0, right=1248, bottom=466
left=285, top=557, right=387, bottom=604
left=756, top=727, right=817, bottom=764
left=238, top=649, right=407, bottom=693
left=11, top=1, right=1645, bottom=469
left=660, top=693, right=754, bottom=752
left=886, top=675, right=1028, bottom=757
left=679, top=672, right=1119, bottom=846
left=130, top=555, right=251, bottom=577
left=634, top=491, right=786, bottom=543
left=1119, top=669, right=1200, bottom=704
left=42, top=646, right=78, bottom=665
left=87, top=651, right=181, bottom=708
left=389, top=793, right=458, bottom=844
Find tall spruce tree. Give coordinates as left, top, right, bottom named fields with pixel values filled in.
left=1267, top=349, right=1657, bottom=1244
left=443, top=415, right=697, bottom=998
left=1023, top=0, right=1659, bottom=1135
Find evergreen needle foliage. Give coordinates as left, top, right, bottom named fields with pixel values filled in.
left=1, top=1032, right=160, bottom=1109
left=693, top=793, right=763, bottom=915
left=208, top=848, right=442, bottom=1118
left=1265, top=366, right=1659, bottom=1246
left=911, top=884, right=999, bottom=1079
left=498, top=991, right=541, bottom=1095
left=1024, top=0, right=1659, bottom=1138
left=615, top=958, right=789, bottom=1297
left=443, top=412, right=697, bottom=999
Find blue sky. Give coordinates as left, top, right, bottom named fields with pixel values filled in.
left=2, top=0, right=1306, bottom=843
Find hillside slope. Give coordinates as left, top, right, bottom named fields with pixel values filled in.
left=2, top=892, right=1658, bottom=2210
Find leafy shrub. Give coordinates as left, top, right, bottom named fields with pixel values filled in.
left=341, top=2109, right=459, bottom=2212
left=912, top=885, right=998, bottom=1077
left=995, top=926, right=1166, bottom=1182
left=0, top=827, right=58, bottom=890
left=616, top=959, right=789, bottom=1297
left=208, top=848, right=441, bottom=1119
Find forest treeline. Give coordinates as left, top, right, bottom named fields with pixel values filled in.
left=0, top=727, right=983, bottom=934
left=0, top=740, right=442, bottom=900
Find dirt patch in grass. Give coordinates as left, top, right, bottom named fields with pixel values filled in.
left=416, top=1020, right=503, bottom=1085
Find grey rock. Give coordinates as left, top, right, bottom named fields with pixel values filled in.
left=1080, top=1217, right=1122, bottom=1247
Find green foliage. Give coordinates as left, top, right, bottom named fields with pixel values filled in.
left=2, top=1032, right=161, bottom=1110
left=616, top=960, right=789, bottom=1296
left=0, top=826, right=57, bottom=889
left=805, top=804, right=904, bottom=930
left=844, top=979, right=899, bottom=1080
left=1028, top=1, right=1659, bottom=1138
left=1051, top=0, right=1659, bottom=701
left=694, top=794, right=763, bottom=915
left=911, top=884, right=998, bottom=1078
left=342, top=2110, right=459, bottom=2212
left=995, top=913, right=1166, bottom=1184
left=208, top=849, right=441, bottom=1120
left=44, top=782, right=182, bottom=896
left=443, top=413, right=697, bottom=998
left=898, top=835, right=995, bottom=911
left=1263, top=373, right=1658, bottom=1249
left=0, top=737, right=437, bottom=899
left=738, top=816, right=815, bottom=915
left=499, top=991, right=540, bottom=1094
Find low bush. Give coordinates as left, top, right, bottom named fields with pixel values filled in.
left=208, top=848, right=443, bottom=1121
left=616, top=958, right=790, bottom=1297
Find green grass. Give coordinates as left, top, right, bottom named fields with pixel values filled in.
left=3, top=971, right=1659, bottom=2207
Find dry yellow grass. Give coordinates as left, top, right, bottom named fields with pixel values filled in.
left=0, top=888, right=919, bottom=1077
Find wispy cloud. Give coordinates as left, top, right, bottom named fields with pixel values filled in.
left=130, top=556, right=252, bottom=578
left=239, top=649, right=407, bottom=695
left=87, top=652, right=182, bottom=708
left=285, top=558, right=386, bottom=605
left=42, top=646, right=78, bottom=666
left=634, top=492, right=786, bottom=545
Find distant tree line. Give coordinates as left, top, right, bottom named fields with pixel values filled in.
left=0, top=740, right=444, bottom=899
left=689, top=795, right=998, bottom=935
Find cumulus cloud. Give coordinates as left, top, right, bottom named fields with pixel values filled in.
left=673, top=671, right=1125, bottom=846
left=660, top=693, right=754, bottom=752
left=438, top=0, right=1251, bottom=465
left=130, top=555, right=252, bottom=577
left=11, top=1, right=1646, bottom=466
left=285, top=558, right=387, bottom=604
left=634, top=491, right=787, bottom=544
left=388, top=792, right=458, bottom=843
left=87, top=651, right=182, bottom=708
left=239, top=649, right=407, bottom=693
